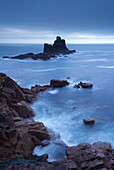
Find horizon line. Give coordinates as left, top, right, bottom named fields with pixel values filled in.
left=0, top=42, right=114, bottom=45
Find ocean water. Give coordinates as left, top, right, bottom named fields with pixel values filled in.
left=0, top=43, right=114, bottom=161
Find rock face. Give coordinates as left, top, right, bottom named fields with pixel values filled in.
left=3, top=36, right=76, bottom=60
left=0, top=73, right=72, bottom=163
left=0, top=73, right=50, bottom=162
left=50, top=79, right=69, bottom=87
left=43, top=36, right=75, bottom=55
left=0, top=114, right=49, bottom=163
left=1, top=142, right=114, bottom=170
left=13, top=101, right=35, bottom=118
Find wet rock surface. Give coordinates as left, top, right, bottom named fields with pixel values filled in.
left=1, top=142, right=114, bottom=170
left=3, top=36, right=76, bottom=60
left=74, top=81, right=93, bottom=89
left=1, top=73, right=114, bottom=170
left=83, top=118, right=95, bottom=125
left=50, top=79, right=69, bottom=87
left=0, top=73, right=50, bottom=162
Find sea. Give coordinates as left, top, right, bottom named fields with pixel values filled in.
left=0, top=43, right=114, bottom=161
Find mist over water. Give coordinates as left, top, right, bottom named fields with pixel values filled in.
left=0, top=43, right=114, bottom=161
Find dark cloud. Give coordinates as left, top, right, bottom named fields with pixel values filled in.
left=0, top=0, right=114, bottom=43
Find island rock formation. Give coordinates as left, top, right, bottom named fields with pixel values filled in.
left=3, top=36, right=76, bottom=60
left=43, top=36, right=75, bottom=55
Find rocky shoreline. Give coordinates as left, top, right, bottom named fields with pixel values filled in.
left=3, top=36, right=76, bottom=60
left=0, top=73, right=114, bottom=169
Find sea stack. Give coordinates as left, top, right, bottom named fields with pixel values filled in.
left=3, top=36, right=76, bottom=60
left=43, top=36, right=76, bottom=55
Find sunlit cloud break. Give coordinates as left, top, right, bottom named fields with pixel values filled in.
left=0, top=27, right=114, bottom=44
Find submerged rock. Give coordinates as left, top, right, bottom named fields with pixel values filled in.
left=79, top=81, right=93, bottom=88
left=74, top=84, right=80, bottom=88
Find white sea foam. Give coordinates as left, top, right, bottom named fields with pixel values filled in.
left=48, top=89, right=59, bottom=94
left=34, top=67, right=72, bottom=72
left=82, top=58, right=107, bottom=62
left=97, top=66, right=114, bottom=69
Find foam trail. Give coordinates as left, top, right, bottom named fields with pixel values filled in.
left=48, top=89, right=59, bottom=95
left=97, top=66, right=114, bottom=69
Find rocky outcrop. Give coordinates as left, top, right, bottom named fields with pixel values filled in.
left=74, top=81, right=93, bottom=89
left=83, top=118, right=95, bottom=125
left=0, top=73, right=49, bottom=104
left=65, top=142, right=113, bottom=170
left=1, top=142, right=114, bottom=169
left=50, top=79, right=69, bottom=87
left=31, top=84, right=50, bottom=93
left=0, top=73, right=73, bottom=163
left=0, top=73, right=36, bottom=118
left=0, top=73, right=50, bottom=162
left=3, top=36, right=76, bottom=60
left=44, top=36, right=76, bottom=55
left=3, top=53, right=55, bottom=60
left=0, top=113, right=49, bottom=163
left=1, top=73, right=113, bottom=170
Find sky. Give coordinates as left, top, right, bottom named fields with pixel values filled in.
left=0, top=0, right=114, bottom=44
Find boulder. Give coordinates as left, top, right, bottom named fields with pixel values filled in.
left=79, top=82, right=93, bottom=88
left=83, top=118, right=95, bottom=125
left=66, top=77, right=71, bottom=79
left=50, top=79, right=69, bottom=87
left=31, top=85, right=50, bottom=93
left=91, top=142, right=112, bottom=152
left=74, top=84, right=80, bottom=88
left=74, top=82, right=93, bottom=89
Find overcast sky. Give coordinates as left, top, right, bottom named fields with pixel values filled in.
left=0, top=0, right=114, bottom=43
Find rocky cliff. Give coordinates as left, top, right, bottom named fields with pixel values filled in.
left=0, top=73, right=114, bottom=170
left=0, top=73, right=50, bottom=162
